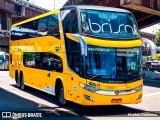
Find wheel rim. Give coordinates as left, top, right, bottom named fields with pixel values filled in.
left=59, top=85, right=66, bottom=105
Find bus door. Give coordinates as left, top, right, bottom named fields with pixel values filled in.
left=66, top=52, right=86, bottom=103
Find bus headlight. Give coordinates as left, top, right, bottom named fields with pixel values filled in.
left=80, top=83, right=99, bottom=93
left=134, top=85, right=143, bottom=92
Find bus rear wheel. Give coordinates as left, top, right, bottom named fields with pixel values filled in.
left=57, top=83, right=67, bottom=105
left=16, top=77, right=21, bottom=88
left=20, top=75, right=25, bottom=90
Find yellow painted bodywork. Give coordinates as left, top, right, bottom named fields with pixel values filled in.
left=10, top=9, right=143, bottom=106
left=84, top=36, right=142, bottom=48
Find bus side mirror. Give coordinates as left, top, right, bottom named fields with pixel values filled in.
left=72, top=34, right=87, bottom=56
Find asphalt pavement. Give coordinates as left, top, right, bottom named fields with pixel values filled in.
left=0, top=71, right=160, bottom=120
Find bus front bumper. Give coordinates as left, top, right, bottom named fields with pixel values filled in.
left=80, top=89, right=142, bottom=106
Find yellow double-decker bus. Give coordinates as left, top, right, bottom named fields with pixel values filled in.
left=10, top=5, right=155, bottom=105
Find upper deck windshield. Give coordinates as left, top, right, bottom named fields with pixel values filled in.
left=80, top=9, right=140, bottom=39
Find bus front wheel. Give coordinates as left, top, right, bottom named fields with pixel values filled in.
left=57, top=83, right=67, bottom=105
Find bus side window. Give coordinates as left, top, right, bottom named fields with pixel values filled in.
left=23, top=52, right=35, bottom=67
left=38, top=17, right=48, bottom=36
left=71, top=53, right=80, bottom=74
left=47, top=14, right=60, bottom=39
left=20, top=20, right=38, bottom=39
left=35, top=52, right=41, bottom=67
left=53, top=54, right=63, bottom=72
left=23, top=52, right=30, bottom=67
left=65, top=38, right=80, bottom=74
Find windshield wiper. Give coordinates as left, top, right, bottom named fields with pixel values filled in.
left=90, top=74, right=110, bottom=79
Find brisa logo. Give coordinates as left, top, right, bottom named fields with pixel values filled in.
left=88, top=18, right=136, bottom=35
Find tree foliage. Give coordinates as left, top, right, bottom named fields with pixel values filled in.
left=148, top=54, right=160, bottom=61
left=156, top=29, right=160, bottom=46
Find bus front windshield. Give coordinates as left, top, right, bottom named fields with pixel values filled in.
left=83, top=46, right=142, bottom=83
left=80, top=9, right=140, bottom=39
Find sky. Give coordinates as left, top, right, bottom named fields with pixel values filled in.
left=28, top=0, right=160, bottom=34
left=140, top=23, right=160, bottom=34
left=28, top=0, right=67, bottom=10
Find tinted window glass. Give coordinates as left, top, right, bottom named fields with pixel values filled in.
left=65, top=37, right=80, bottom=74
left=83, top=46, right=116, bottom=81
left=23, top=52, right=63, bottom=72
left=22, top=20, right=38, bottom=38
left=47, top=14, right=60, bottom=38
left=38, top=16, right=48, bottom=36
left=23, top=52, right=36, bottom=67
left=54, top=54, right=63, bottom=72
left=11, top=26, right=23, bottom=40
left=61, top=9, right=78, bottom=33
left=82, top=46, right=142, bottom=83
left=11, top=20, right=38, bottom=40
left=11, top=14, right=60, bottom=40
left=80, top=9, right=140, bottom=39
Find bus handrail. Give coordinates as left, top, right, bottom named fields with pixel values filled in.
left=72, top=34, right=87, bottom=56
left=142, top=38, right=157, bottom=60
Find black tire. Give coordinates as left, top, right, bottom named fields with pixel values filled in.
left=57, top=83, right=67, bottom=105
left=16, top=76, right=21, bottom=88
left=20, top=75, right=25, bottom=90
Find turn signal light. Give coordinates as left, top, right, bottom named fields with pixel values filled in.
left=136, top=94, right=142, bottom=100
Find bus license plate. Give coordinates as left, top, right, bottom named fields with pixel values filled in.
left=111, top=99, right=122, bottom=103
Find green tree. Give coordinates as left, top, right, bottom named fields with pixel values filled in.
left=148, top=53, right=160, bottom=61
left=156, top=29, right=160, bottom=46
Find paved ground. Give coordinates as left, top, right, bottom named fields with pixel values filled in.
left=0, top=71, right=160, bottom=120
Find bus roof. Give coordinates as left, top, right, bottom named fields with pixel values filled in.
left=12, top=5, right=130, bottom=27
left=61, top=5, right=131, bottom=13
left=12, top=9, right=60, bottom=27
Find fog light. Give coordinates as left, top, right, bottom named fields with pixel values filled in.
left=84, top=95, right=93, bottom=101
left=136, top=94, right=142, bottom=100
